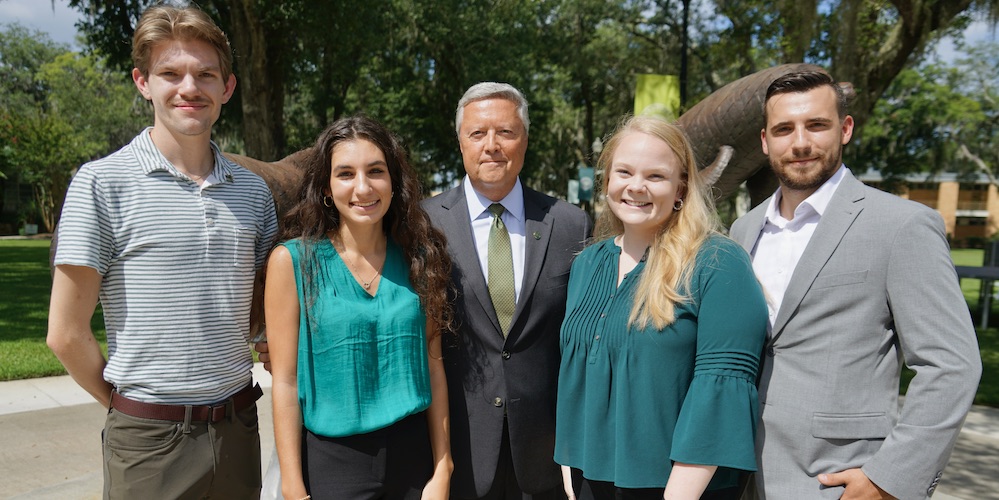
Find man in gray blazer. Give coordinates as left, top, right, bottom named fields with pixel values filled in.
left=423, top=82, right=591, bottom=499
left=729, top=70, right=981, bottom=499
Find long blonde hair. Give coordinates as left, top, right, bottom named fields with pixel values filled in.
left=593, top=115, right=720, bottom=330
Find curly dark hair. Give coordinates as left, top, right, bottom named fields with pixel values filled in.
left=277, top=115, right=453, bottom=335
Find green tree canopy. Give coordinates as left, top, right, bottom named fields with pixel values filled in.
left=44, top=0, right=999, bottom=207
left=1, top=24, right=150, bottom=231
left=850, top=41, right=999, bottom=189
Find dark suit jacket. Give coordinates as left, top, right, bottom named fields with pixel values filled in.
left=423, top=183, right=591, bottom=498
left=729, top=170, right=981, bottom=499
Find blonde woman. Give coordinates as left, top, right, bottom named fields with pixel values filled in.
left=554, top=116, right=767, bottom=499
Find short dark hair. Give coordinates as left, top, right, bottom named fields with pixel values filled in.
left=764, top=70, right=848, bottom=121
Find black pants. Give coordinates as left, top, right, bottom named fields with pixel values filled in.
left=475, top=419, right=566, bottom=500
left=573, top=469, right=740, bottom=500
left=303, top=412, right=432, bottom=499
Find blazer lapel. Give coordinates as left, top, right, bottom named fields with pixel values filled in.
left=512, top=188, right=553, bottom=342
left=735, top=203, right=769, bottom=254
left=438, top=188, right=503, bottom=335
left=770, top=172, right=866, bottom=344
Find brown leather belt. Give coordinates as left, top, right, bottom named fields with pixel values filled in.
left=110, top=383, right=263, bottom=423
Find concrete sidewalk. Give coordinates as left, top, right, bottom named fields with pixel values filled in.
left=1, top=366, right=996, bottom=499
left=0, top=365, right=275, bottom=500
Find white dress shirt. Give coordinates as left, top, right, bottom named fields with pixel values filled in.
left=751, top=165, right=848, bottom=330
left=463, top=176, right=527, bottom=302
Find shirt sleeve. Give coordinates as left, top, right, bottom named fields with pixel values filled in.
left=670, top=237, right=768, bottom=471
left=53, top=164, right=114, bottom=275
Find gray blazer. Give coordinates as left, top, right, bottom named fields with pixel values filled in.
left=422, top=184, right=591, bottom=498
left=729, top=170, right=982, bottom=499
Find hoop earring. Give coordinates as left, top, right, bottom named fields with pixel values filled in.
left=322, top=195, right=334, bottom=208
left=673, top=198, right=684, bottom=211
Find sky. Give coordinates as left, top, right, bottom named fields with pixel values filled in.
left=0, top=0, right=83, bottom=49
left=933, top=17, right=997, bottom=61
left=0, top=0, right=995, bottom=61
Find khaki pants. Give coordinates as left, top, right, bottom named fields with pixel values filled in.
left=102, top=402, right=261, bottom=499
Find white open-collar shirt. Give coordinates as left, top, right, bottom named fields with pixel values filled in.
left=751, top=165, right=848, bottom=330
left=464, top=175, right=527, bottom=303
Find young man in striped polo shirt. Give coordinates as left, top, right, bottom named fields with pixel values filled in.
left=47, top=5, right=277, bottom=498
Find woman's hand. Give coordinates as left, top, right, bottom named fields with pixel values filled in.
left=422, top=469, right=451, bottom=500
left=422, top=323, right=452, bottom=500
left=561, top=465, right=576, bottom=500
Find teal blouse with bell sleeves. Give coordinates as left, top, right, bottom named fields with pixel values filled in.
left=554, top=235, right=767, bottom=490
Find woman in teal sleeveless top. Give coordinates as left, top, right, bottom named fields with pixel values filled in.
left=554, top=116, right=767, bottom=499
left=265, top=116, right=454, bottom=499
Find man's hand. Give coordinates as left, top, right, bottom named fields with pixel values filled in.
left=254, top=340, right=272, bottom=372
left=818, top=468, right=895, bottom=500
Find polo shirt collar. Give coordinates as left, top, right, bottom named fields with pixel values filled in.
left=133, top=127, right=235, bottom=184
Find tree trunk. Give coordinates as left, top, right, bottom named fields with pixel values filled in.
left=780, top=0, right=817, bottom=62
left=834, top=0, right=975, bottom=131
left=680, top=0, right=690, bottom=108
left=221, top=0, right=285, bottom=160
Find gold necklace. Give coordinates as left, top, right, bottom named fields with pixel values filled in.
left=340, top=248, right=383, bottom=290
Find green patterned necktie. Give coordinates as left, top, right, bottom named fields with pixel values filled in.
left=488, top=203, right=515, bottom=337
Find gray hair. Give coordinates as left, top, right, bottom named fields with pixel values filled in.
left=454, top=82, right=530, bottom=136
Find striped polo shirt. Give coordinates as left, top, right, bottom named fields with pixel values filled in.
left=55, top=128, right=278, bottom=405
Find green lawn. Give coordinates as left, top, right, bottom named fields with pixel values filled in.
left=947, top=248, right=999, bottom=407
left=0, top=240, right=996, bottom=407
left=0, top=239, right=106, bottom=380
left=954, top=248, right=990, bottom=304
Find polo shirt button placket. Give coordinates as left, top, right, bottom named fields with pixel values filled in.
left=204, top=198, right=218, bottom=228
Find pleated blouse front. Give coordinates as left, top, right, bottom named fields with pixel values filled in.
left=554, top=235, right=767, bottom=490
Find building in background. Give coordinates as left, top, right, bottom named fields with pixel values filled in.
left=857, top=169, right=999, bottom=247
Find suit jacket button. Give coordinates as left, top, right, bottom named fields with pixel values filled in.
left=927, top=472, right=942, bottom=495
left=501, top=350, right=511, bottom=360
left=493, top=397, right=504, bottom=407
left=766, top=346, right=776, bottom=357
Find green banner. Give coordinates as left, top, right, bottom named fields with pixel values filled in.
left=634, top=74, right=680, bottom=120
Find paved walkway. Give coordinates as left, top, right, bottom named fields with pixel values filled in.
left=1, top=365, right=996, bottom=499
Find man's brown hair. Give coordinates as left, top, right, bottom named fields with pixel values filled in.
left=131, top=4, right=233, bottom=80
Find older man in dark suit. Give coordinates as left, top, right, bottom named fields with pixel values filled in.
left=423, top=82, right=591, bottom=499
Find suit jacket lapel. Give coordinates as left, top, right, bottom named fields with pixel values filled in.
left=770, top=172, right=866, bottom=343
left=735, top=204, right=768, bottom=254
left=512, top=188, right=553, bottom=342
left=438, top=188, right=503, bottom=334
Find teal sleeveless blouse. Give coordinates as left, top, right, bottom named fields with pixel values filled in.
left=283, top=238, right=430, bottom=437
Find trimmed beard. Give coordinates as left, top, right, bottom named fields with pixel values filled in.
left=770, top=146, right=843, bottom=192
